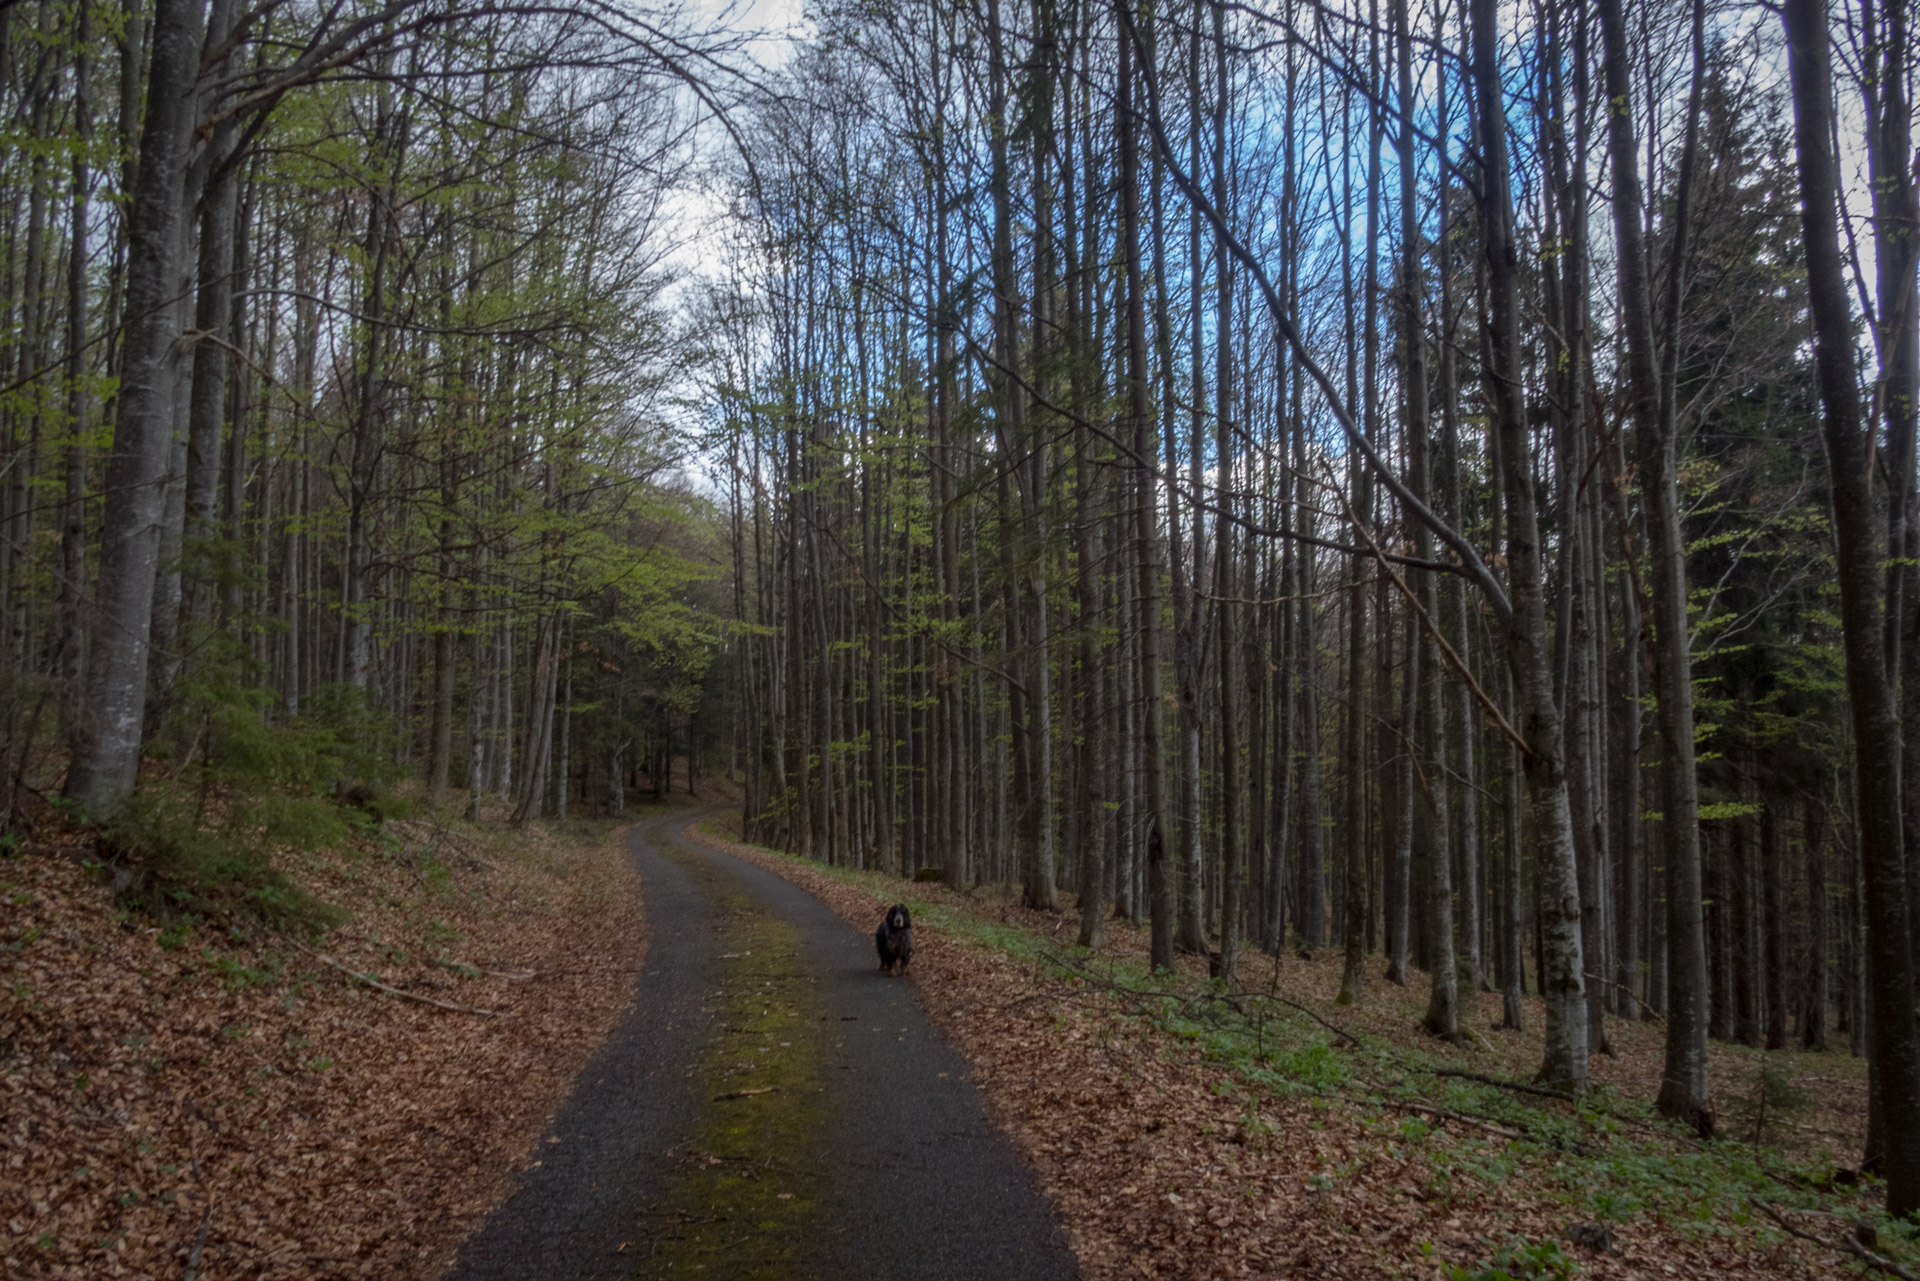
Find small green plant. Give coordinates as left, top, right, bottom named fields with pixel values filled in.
left=1737, top=1059, right=1811, bottom=1147
left=1444, top=1236, right=1576, bottom=1281
left=156, top=919, right=193, bottom=951
left=1262, top=1037, right=1350, bottom=1093
left=1240, top=1095, right=1272, bottom=1143
left=209, top=952, right=276, bottom=989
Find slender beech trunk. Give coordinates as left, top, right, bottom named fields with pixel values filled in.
left=1210, top=0, right=1243, bottom=986
left=1392, top=0, right=1451, bottom=1030
left=1068, top=45, right=1103, bottom=947
left=65, top=0, right=200, bottom=816
left=1472, top=0, right=1587, bottom=1091
left=60, top=0, right=92, bottom=742
left=1336, top=50, right=1376, bottom=1005
left=1597, top=0, right=1711, bottom=1130
left=1763, top=801, right=1787, bottom=1049
left=182, top=0, right=238, bottom=633
left=1804, top=796, right=1829, bottom=1050
left=1119, top=14, right=1174, bottom=972
left=1784, top=0, right=1920, bottom=1213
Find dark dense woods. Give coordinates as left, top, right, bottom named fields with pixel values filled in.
left=3, top=0, right=1920, bottom=1228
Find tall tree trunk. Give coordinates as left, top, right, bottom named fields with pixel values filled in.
left=1119, top=12, right=1174, bottom=972
left=1784, top=0, right=1920, bottom=1212
left=60, top=0, right=92, bottom=744
left=1763, top=800, right=1787, bottom=1049
left=65, top=0, right=201, bottom=816
left=1472, top=0, right=1587, bottom=1091
left=1211, top=0, right=1242, bottom=986
left=182, top=0, right=239, bottom=631
left=427, top=438, right=458, bottom=800
left=1597, top=0, right=1712, bottom=1132
left=1805, top=796, right=1829, bottom=1050
left=1391, top=0, right=1453, bottom=1036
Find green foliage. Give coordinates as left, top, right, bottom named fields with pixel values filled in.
left=1443, top=1237, right=1576, bottom=1281
left=1257, top=1037, right=1351, bottom=1095
left=105, top=651, right=429, bottom=933
left=207, top=951, right=280, bottom=991
left=105, top=787, right=343, bottom=936
left=1727, top=1058, right=1811, bottom=1147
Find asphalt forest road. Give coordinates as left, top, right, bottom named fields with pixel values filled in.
left=445, top=808, right=1078, bottom=1280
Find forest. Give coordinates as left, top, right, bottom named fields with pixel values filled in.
left=2, top=0, right=1919, bottom=1258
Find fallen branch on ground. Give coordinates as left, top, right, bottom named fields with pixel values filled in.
left=434, top=957, right=537, bottom=981
left=1376, top=1098, right=1525, bottom=1141
left=1756, top=1200, right=1918, bottom=1280
left=1433, top=1068, right=1575, bottom=1102
left=276, top=933, right=505, bottom=1016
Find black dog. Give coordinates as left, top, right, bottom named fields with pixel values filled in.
left=875, top=904, right=913, bottom=975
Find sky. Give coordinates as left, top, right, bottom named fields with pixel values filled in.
left=660, top=0, right=807, bottom=275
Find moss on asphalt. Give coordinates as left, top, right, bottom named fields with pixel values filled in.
left=635, top=843, right=828, bottom=1276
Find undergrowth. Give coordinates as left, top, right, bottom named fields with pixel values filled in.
left=96, top=674, right=413, bottom=936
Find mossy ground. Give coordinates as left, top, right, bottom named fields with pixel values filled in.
left=634, top=843, right=828, bottom=1276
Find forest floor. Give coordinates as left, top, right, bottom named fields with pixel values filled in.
left=693, top=811, right=1890, bottom=1281
left=4, top=770, right=1892, bottom=1281
left=1, top=784, right=652, bottom=1280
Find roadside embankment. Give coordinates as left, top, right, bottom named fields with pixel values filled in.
left=2, top=798, right=651, bottom=1280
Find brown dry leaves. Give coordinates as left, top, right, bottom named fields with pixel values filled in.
left=690, top=820, right=1854, bottom=1281
left=1, top=803, right=646, bottom=1280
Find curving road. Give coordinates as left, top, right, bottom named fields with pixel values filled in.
left=444, top=810, right=1078, bottom=1280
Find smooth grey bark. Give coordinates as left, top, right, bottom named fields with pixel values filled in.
left=144, top=201, right=193, bottom=721
left=1546, top=6, right=1608, bottom=1052
left=64, top=0, right=201, bottom=816
left=182, top=0, right=238, bottom=631
left=1335, top=45, right=1376, bottom=1005
left=1596, top=0, right=1709, bottom=1129
left=1784, top=0, right=1920, bottom=1215
left=1858, top=0, right=1920, bottom=1026
left=1119, top=13, right=1174, bottom=972
left=1471, top=0, right=1587, bottom=1091
left=1390, top=0, right=1453, bottom=1036
left=60, top=0, right=92, bottom=742
left=1211, top=0, right=1242, bottom=987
